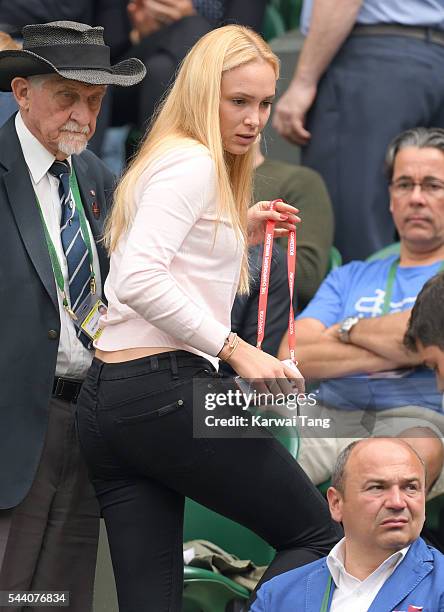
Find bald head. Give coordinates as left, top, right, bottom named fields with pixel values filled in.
left=327, top=438, right=427, bottom=578
left=332, top=438, right=426, bottom=495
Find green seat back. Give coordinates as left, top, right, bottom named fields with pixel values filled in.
left=328, top=246, right=342, bottom=271
left=366, top=242, right=401, bottom=262
left=277, top=0, right=303, bottom=30
left=262, top=4, right=286, bottom=41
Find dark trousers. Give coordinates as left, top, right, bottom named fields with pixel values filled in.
left=302, top=34, right=444, bottom=262
left=76, top=351, right=341, bottom=612
left=0, top=398, right=100, bottom=612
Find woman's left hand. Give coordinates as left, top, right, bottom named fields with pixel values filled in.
left=247, top=200, right=301, bottom=246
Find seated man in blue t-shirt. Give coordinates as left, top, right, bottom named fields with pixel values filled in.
left=278, top=126, right=444, bottom=497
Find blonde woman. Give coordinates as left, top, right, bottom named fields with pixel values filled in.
left=77, top=25, right=340, bottom=611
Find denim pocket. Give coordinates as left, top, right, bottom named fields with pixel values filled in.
left=97, top=375, right=214, bottom=475
left=115, top=398, right=184, bottom=424
left=98, top=366, right=212, bottom=409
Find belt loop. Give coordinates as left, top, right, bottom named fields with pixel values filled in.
left=150, top=356, right=159, bottom=371
left=170, top=352, right=179, bottom=379
left=95, top=361, right=104, bottom=382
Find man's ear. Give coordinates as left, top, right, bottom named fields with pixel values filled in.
left=389, top=197, right=394, bottom=215
left=11, top=77, right=31, bottom=110
left=327, top=486, right=343, bottom=523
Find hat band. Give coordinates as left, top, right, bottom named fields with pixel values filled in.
left=29, top=44, right=111, bottom=71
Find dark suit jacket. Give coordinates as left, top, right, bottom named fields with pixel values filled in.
left=0, top=115, right=114, bottom=509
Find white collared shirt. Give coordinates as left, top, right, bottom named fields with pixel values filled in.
left=15, top=113, right=102, bottom=378
left=327, top=537, right=410, bottom=612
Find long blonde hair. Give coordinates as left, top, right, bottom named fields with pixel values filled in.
left=105, top=25, right=279, bottom=292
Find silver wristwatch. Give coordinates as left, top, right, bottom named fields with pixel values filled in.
left=338, top=316, right=359, bottom=343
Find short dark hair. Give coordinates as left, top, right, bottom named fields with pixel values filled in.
left=404, top=272, right=444, bottom=352
left=331, top=441, right=360, bottom=493
left=385, top=127, right=444, bottom=181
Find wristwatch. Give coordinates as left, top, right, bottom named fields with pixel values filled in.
left=338, top=316, right=359, bottom=343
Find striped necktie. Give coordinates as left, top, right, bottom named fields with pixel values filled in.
left=49, top=160, right=92, bottom=348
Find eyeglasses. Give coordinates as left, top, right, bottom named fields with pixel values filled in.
left=390, top=178, right=444, bottom=198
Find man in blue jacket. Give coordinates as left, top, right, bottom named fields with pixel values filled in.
left=251, top=437, right=444, bottom=611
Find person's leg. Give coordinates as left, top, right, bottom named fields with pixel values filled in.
left=77, top=358, right=187, bottom=612
left=94, top=358, right=341, bottom=567
left=0, top=398, right=99, bottom=612
left=29, top=399, right=100, bottom=612
left=0, top=511, right=12, bottom=572
left=78, top=354, right=341, bottom=611
left=303, top=35, right=444, bottom=261
left=399, top=426, right=444, bottom=493
left=171, top=432, right=342, bottom=584
left=97, top=478, right=184, bottom=612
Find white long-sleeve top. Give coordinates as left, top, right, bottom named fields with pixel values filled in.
left=96, top=142, right=242, bottom=367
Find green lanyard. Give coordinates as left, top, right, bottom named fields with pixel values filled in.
left=382, top=257, right=444, bottom=316
left=320, top=575, right=333, bottom=612
left=35, top=165, right=96, bottom=319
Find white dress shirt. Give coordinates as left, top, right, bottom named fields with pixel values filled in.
left=15, top=113, right=102, bottom=378
left=327, top=537, right=410, bottom=612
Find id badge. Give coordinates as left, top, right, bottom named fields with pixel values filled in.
left=73, top=293, right=107, bottom=341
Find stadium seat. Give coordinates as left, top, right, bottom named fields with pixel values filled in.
left=262, top=4, right=286, bottom=41
left=366, top=241, right=400, bottom=262
left=275, top=0, right=303, bottom=31
left=328, top=245, right=342, bottom=271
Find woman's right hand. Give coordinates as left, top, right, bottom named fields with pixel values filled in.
left=226, top=337, right=305, bottom=395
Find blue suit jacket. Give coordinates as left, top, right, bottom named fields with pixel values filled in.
left=251, top=538, right=444, bottom=611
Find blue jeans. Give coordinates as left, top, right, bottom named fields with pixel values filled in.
left=77, top=351, right=341, bottom=612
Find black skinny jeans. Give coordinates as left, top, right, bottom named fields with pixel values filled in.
left=76, top=351, right=341, bottom=612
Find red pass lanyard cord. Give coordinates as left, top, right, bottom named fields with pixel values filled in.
left=256, top=199, right=297, bottom=362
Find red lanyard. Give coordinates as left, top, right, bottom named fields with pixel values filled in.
left=256, top=199, right=296, bottom=362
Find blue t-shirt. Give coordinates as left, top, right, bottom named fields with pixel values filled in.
left=300, top=0, right=444, bottom=35
left=298, top=256, right=444, bottom=412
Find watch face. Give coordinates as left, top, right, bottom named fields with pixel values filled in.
left=339, top=316, right=359, bottom=342
left=344, top=316, right=358, bottom=330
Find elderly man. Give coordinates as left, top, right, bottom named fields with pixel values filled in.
left=405, top=271, right=444, bottom=392
left=252, top=438, right=444, bottom=611
left=0, top=21, right=145, bottom=611
left=278, top=127, right=444, bottom=495
left=273, top=0, right=444, bottom=262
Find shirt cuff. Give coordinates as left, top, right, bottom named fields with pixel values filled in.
left=187, top=316, right=230, bottom=358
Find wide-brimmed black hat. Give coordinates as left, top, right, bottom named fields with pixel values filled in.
left=0, top=20, right=146, bottom=91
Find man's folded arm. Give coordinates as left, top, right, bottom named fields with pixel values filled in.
left=278, top=318, right=398, bottom=379
left=348, top=310, right=423, bottom=365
